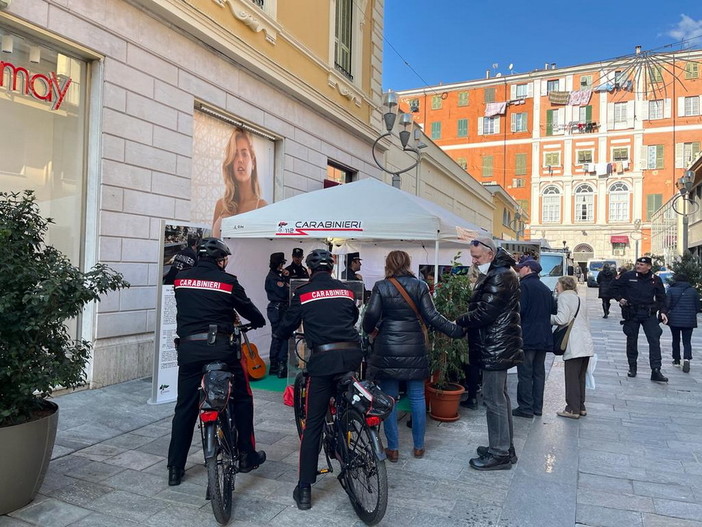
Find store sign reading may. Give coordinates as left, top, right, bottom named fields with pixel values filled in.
left=1, top=60, right=73, bottom=111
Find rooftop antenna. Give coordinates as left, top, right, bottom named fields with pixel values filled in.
left=508, top=63, right=514, bottom=74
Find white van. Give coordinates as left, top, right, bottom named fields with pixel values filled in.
left=586, top=259, right=618, bottom=287
left=539, top=251, right=570, bottom=291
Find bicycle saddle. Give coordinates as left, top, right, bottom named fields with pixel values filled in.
left=203, top=361, right=229, bottom=373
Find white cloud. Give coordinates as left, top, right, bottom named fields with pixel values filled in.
left=668, top=14, right=702, bottom=45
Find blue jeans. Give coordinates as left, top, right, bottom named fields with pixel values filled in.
left=378, top=379, right=426, bottom=450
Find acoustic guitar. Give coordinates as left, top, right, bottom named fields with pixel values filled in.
left=241, top=329, right=267, bottom=380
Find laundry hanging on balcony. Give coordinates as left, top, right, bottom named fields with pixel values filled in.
left=567, top=90, right=592, bottom=106
left=485, top=102, right=507, bottom=117
left=548, top=91, right=570, bottom=105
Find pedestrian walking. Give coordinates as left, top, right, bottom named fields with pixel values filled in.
left=597, top=264, right=616, bottom=318
left=608, top=256, right=668, bottom=382
left=665, top=273, right=701, bottom=373
left=551, top=276, right=594, bottom=419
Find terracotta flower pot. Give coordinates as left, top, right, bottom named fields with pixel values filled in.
left=426, top=382, right=465, bottom=422
left=0, top=401, right=58, bottom=515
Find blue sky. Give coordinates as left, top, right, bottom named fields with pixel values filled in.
left=382, top=1, right=702, bottom=90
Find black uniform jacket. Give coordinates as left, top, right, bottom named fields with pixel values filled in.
left=174, top=260, right=265, bottom=364
left=609, top=270, right=667, bottom=314
left=285, top=262, right=309, bottom=280
left=519, top=272, right=555, bottom=352
left=456, top=248, right=524, bottom=370
left=276, top=272, right=362, bottom=376
left=265, top=270, right=289, bottom=303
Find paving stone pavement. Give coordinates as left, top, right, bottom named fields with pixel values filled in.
left=2, top=285, right=701, bottom=526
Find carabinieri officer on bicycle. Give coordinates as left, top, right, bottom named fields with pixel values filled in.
left=276, top=248, right=363, bottom=510
left=168, top=237, right=267, bottom=486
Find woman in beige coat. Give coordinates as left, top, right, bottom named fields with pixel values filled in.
left=551, top=276, right=594, bottom=419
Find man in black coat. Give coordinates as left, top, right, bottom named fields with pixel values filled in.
left=456, top=237, right=523, bottom=471
left=285, top=247, right=310, bottom=280
left=513, top=259, right=554, bottom=418
left=275, top=249, right=363, bottom=511
left=608, top=256, right=668, bottom=382
left=168, top=238, right=267, bottom=486
left=265, top=252, right=290, bottom=377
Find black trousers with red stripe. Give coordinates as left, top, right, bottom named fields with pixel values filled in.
left=299, top=373, right=337, bottom=485
left=168, top=343, right=256, bottom=470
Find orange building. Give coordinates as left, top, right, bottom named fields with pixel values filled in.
left=397, top=50, right=702, bottom=266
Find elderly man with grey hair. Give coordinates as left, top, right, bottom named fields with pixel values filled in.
left=456, top=237, right=523, bottom=471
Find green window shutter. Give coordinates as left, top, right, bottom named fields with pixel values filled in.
left=585, top=105, right=592, bottom=122
left=646, top=194, right=663, bottom=220
left=656, top=145, right=664, bottom=168
left=515, top=153, right=527, bottom=175
left=457, top=119, right=468, bottom=137
left=546, top=110, right=554, bottom=136
left=485, top=88, right=495, bottom=103
left=483, top=156, right=493, bottom=178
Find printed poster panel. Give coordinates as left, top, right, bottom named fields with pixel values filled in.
left=191, top=110, right=275, bottom=234
left=149, top=221, right=210, bottom=405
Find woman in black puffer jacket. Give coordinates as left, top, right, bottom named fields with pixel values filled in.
left=363, top=251, right=463, bottom=462
left=666, top=273, right=701, bottom=373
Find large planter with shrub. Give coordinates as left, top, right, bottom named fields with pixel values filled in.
left=0, top=191, right=128, bottom=514
left=0, top=401, right=58, bottom=514
left=426, top=254, right=472, bottom=422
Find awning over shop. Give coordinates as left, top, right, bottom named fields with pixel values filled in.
left=611, top=235, right=629, bottom=244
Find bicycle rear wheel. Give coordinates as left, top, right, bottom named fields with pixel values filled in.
left=339, top=409, right=388, bottom=526
left=293, top=371, right=307, bottom=438
left=206, top=415, right=236, bottom=525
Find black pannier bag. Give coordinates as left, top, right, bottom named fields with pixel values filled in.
left=343, top=379, right=395, bottom=420
left=199, top=363, right=233, bottom=411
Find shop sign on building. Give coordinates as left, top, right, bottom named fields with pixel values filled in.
left=0, top=60, right=72, bottom=110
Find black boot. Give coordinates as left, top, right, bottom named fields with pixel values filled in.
left=277, top=361, right=287, bottom=379
left=168, top=466, right=184, bottom=486
left=651, top=369, right=668, bottom=383
left=627, top=365, right=637, bottom=377
left=293, top=484, right=312, bottom=510
left=239, top=450, right=266, bottom=473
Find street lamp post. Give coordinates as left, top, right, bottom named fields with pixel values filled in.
left=372, top=91, right=422, bottom=189
left=508, top=209, right=525, bottom=240
left=673, top=170, right=695, bottom=254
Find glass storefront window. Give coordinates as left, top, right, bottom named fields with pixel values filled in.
left=0, top=26, right=87, bottom=265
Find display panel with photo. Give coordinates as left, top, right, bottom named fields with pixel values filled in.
left=191, top=109, right=275, bottom=236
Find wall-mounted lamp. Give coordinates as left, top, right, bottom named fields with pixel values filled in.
left=1, top=34, right=13, bottom=53
left=29, top=45, right=41, bottom=63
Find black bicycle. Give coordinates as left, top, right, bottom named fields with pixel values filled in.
left=197, top=323, right=252, bottom=525
left=292, top=334, right=392, bottom=525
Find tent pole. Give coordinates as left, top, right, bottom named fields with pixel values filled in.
left=433, top=240, right=440, bottom=297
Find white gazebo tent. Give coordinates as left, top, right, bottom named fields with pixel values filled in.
left=220, top=178, right=489, bottom=353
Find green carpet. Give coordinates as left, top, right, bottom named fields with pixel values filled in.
left=250, top=373, right=411, bottom=412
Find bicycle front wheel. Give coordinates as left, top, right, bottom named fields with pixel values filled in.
left=293, top=371, right=307, bottom=438
left=206, top=416, right=236, bottom=525
left=339, top=409, right=388, bottom=526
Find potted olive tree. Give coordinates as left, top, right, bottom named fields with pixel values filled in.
left=0, top=191, right=129, bottom=514
left=425, top=254, right=472, bottom=421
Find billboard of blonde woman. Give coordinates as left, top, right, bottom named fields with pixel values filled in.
left=191, top=110, right=274, bottom=233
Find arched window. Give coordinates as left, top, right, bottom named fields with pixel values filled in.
left=608, top=182, right=630, bottom=222
left=574, top=184, right=595, bottom=222
left=542, top=185, right=561, bottom=223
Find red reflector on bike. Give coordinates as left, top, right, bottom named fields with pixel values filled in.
left=365, top=416, right=381, bottom=427
left=200, top=411, right=219, bottom=423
